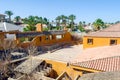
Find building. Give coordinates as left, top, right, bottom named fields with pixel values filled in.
left=0, top=23, right=72, bottom=52
left=72, top=44, right=120, bottom=73
left=84, top=24, right=94, bottom=31
left=9, top=57, right=55, bottom=80
left=83, top=23, right=120, bottom=49
left=7, top=44, right=120, bottom=79
left=14, top=23, right=71, bottom=48
left=0, top=22, right=24, bottom=39
left=0, top=14, right=5, bottom=22
left=0, top=22, right=23, bottom=32
left=3, top=23, right=120, bottom=79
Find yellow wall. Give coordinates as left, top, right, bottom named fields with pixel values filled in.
left=45, top=60, right=100, bottom=79
left=45, top=60, right=82, bottom=79
left=0, top=33, right=5, bottom=40
left=83, top=36, right=120, bottom=49
left=32, top=32, right=72, bottom=46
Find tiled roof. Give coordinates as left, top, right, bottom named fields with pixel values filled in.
left=16, top=30, right=66, bottom=38
left=85, top=23, right=120, bottom=37
left=72, top=45, right=120, bottom=72
left=79, top=71, right=120, bottom=80
left=14, top=57, right=44, bottom=74
left=72, top=56, right=120, bottom=72
left=102, top=23, right=120, bottom=32
left=73, top=45, right=120, bottom=62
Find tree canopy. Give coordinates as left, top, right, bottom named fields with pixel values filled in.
left=23, top=16, right=49, bottom=32
left=69, top=14, right=76, bottom=30
left=93, top=18, right=104, bottom=30
left=5, top=11, right=13, bottom=22
left=14, top=16, right=21, bottom=23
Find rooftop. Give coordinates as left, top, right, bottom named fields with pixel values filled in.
left=0, top=22, right=23, bottom=32
left=16, top=30, right=67, bottom=38
left=85, top=23, right=120, bottom=37
left=71, top=44, right=120, bottom=71
left=0, top=14, right=5, bottom=16
left=79, top=71, right=120, bottom=80
left=14, top=57, right=44, bottom=74
left=72, top=56, right=120, bottom=72
left=73, top=44, right=120, bottom=62
left=36, top=45, right=83, bottom=62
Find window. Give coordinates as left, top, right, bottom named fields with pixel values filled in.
left=47, top=63, right=52, bottom=68
left=45, top=35, right=49, bottom=40
left=110, top=40, right=117, bottom=45
left=49, top=35, right=54, bottom=40
left=56, top=35, right=62, bottom=39
left=62, top=35, right=65, bottom=38
left=39, top=37, right=42, bottom=41
left=87, top=39, right=93, bottom=44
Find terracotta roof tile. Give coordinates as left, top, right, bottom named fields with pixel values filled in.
left=85, top=23, right=120, bottom=37
left=72, top=56, right=120, bottom=72
left=103, top=23, right=120, bottom=32
left=72, top=45, right=120, bottom=71
left=73, top=45, right=120, bottom=62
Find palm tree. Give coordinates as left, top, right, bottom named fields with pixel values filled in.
left=14, top=16, right=21, bottom=23
left=93, top=18, right=104, bottom=30
left=23, top=16, right=36, bottom=31
left=5, top=11, right=13, bottom=22
left=43, top=17, right=50, bottom=30
left=55, top=16, right=61, bottom=30
left=43, top=17, right=49, bottom=25
left=69, top=14, right=76, bottom=30
left=23, top=16, right=50, bottom=31
left=79, top=21, right=82, bottom=26
left=61, top=15, right=68, bottom=29
left=83, top=21, right=86, bottom=26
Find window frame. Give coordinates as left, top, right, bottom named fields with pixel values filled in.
left=45, top=35, right=49, bottom=40
left=87, top=38, right=93, bottom=45
left=110, top=39, right=117, bottom=45
left=56, top=34, right=62, bottom=40
left=49, top=35, right=54, bottom=40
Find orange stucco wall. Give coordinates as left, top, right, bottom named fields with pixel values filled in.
left=45, top=60, right=100, bottom=79
left=83, top=36, right=120, bottom=49
left=45, top=60, right=82, bottom=79
left=17, top=32, right=72, bottom=48
left=32, top=32, right=72, bottom=46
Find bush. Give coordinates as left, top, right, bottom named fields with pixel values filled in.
left=78, top=25, right=85, bottom=32
left=43, top=27, right=49, bottom=31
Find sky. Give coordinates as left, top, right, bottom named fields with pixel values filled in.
left=0, top=0, right=120, bottom=23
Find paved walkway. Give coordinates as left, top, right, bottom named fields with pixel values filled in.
left=36, top=45, right=83, bottom=62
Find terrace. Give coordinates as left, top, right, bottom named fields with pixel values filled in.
left=36, top=44, right=83, bottom=62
